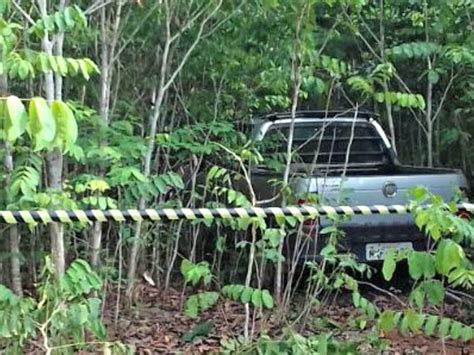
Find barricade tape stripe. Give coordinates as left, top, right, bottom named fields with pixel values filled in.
left=0, top=203, right=473, bottom=224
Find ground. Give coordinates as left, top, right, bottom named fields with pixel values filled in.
left=103, top=282, right=473, bottom=354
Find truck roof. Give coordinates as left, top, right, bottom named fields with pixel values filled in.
left=260, top=110, right=378, bottom=122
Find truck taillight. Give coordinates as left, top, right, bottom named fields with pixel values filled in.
left=457, top=187, right=471, bottom=219
left=456, top=210, right=471, bottom=220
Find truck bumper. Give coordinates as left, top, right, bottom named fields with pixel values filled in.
left=291, top=224, right=428, bottom=262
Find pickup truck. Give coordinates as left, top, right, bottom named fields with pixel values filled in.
left=249, top=110, right=469, bottom=261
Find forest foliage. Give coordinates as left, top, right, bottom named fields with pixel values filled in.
left=0, top=0, right=473, bottom=353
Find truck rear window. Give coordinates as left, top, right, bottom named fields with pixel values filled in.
left=261, top=121, right=388, bottom=166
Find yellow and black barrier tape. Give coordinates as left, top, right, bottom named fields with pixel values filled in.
left=0, top=203, right=473, bottom=224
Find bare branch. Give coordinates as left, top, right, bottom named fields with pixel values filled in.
left=162, top=0, right=223, bottom=92
left=112, top=2, right=161, bottom=63
left=432, top=70, right=457, bottom=124
left=85, top=0, right=116, bottom=15
left=170, top=4, right=209, bottom=43
left=12, top=0, right=36, bottom=26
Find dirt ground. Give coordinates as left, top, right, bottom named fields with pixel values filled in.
left=103, top=283, right=474, bottom=354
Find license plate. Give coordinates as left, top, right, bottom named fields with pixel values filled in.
left=366, top=242, right=413, bottom=261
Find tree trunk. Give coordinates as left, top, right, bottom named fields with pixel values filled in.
left=1, top=72, right=22, bottom=294
left=126, top=7, right=171, bottom=296
left=276, top=1, right=307, bottom=304
left=424, top=4, right=433, bottom=168
left=9, top=225, right=23, bottom=296
left=426, top=122, right=433, bottom=168
left=38, top=0, right=66, bottom=276
left=426, top=81, right=433, bottom=168
left=379, top=0, right=397, bottom=152
left=3, top=142, right=23, bottom=295
left=91, top=1, right=124, bottom=271
left=90, top=222, right=102, bottom=268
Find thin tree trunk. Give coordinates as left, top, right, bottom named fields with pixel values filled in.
left=126, top=4, right=171, bottom=297
left=90, top=222, right=102, bottom=268
left=90, top=1, right=123, bottom=269
left=426, top=122, right=433, bottom=168
left=3, top=142, right=22, bottom=296
left=417, top=123, right=423, bottom=166
left=9, top=226, right=22, bottom=296
left=424, top=3, right=433, bottom=168
left=38, top=0, right=65, bottom=276
left=453, top=114, right=468, bottom=174
left=426, top=80, right=433, bottom=167
left=379, top=0, right=396, bottom=152
left=276, top=1, right=308, bottom=304
left=435, top=114, right=441, bottom=166
left=1, top=70, right=22, bottom=294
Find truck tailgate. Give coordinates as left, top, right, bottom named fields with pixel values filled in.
left=294, top=171, right=466, bottom=227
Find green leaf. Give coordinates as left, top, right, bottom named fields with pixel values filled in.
left=404, top=309, right=424, bottom=332
left=438, top=318, right=451, bottom=337
left=379, top=310, right=396, bottom=332
left=44, top=15, right=55, bottom=31
left=84, top=58, right=100, bottom=74
left=78, top=59, right=90, bottom=80
left=408, top=251, right=435, bottom=280
left=18, top=61, right=31, bottom=79
left=66, top=58, right=79, bottom=75
left=261, top=289, right=273, bottom=309
left=153, top=177, right=167, bottom=193
left=180, top=261, right=211, bottom=286
left=28, top=97, right=56, bottom=150
left=49, top=56, right=59, bottom=72
left=421, top=280, right=444, bottom=306
left=185, top=295, right=199, bottom=318
left=461, top=326, right=473, bottom=342
left=319, top=226, right=338, bottom=235
left=424, top=315, right=438, bottom=336
left=168, top=172, right=184, bottom=189
left=56, top=56, right=68, bottom=76
left=198, top=292, right=219, bottom=310
left=416, top=95, right=426, bottom=110
left=38, top=54, right=51, bottom=72
left=51, top=100, right=78, bottom=150
left=182, top=320, right=213, bottom=343
left=251, top=289, right=263, bottom=308
left=317, top=334, right=328, bottom=354
left=5, top=95, right=27, bottom=142
left=64, top=7, right=75, bottom=27
left=54, top=11, right=67, bottom=31
left=180, top=259, right=193, bottom=278
left=69, top=304, right=89, bottom=325
left=382, top=248, right=397, bottom=281
left=427, top=70, right=440, bottom=84
left=366, top=303, right=377, bottom=319
left=435, top=239, right=464, bottom=275
left=450, top=321, right=463, bottom=340
left=399, top=314, right=409, bottom=335
left=230, top=285, right=244, bottom=300
left=352, top=292, right=361, bottom=307
left=411, top=287, right=425, bottom=308
left=240, top=287, right=253, bottom=304
left=263, top=229, right=283, bottom=248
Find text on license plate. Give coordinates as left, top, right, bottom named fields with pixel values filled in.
left=365, top=242, right=413, bottom=261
